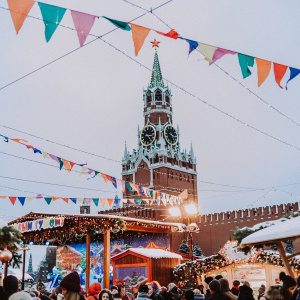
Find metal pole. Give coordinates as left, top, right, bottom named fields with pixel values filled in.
left=22, top=249, right=26, bottom=290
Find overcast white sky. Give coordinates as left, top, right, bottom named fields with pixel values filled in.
left=1, top=0, right=300, bottom=221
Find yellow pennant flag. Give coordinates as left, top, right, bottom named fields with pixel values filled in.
left=7, top=0, right=34, bottom=34
left=129, top=23, right=151, bottom=56
left=198, top=42, right=217, bottom=62
left=27, top=197, right=34, bottom=203
left=42, top=151, right=50, bottom=159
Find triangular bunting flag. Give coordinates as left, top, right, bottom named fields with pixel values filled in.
left=52, top=197, right=59, bottom=201
left=143, top=199, right=149, bottom=204
left=42, top=151, right=50, bottom=159
left=210, top=48, right=236, bottom=65
left=238, top=53, right=255, bottom=78
left=135, top=185, right=140, bottom=196
left=198, top=42, right=217, bottom=62
left=7, top=0, right=34, bottom=34
left=57, top=157, right=64, bottom=170
left=70, top=198, right=77, bottom=204
left=129, top=23, right=150, bottom=56
left=92, top=198, right=99, bottom=206
left=100, top=198, right=106, bottom=208
left=107, top=198, right=114, bottom=208
left=49, top=154, right=59, bottom=163
left=256, top=58, right=272, bottom=87
left=9, top=197, right=17, bottom=205
left=44, top=197, right=52, bottom=205
left=100, top=173, right=108, bottom=183
left=273, top=63, right=288, bottom=89
left=103, top=16, right=131, bottom=31
left=125, top=181, right=132, bottom=192
left=107, top=175, right=117, bottom=188
left=27, top=197, right=34, bottom=203
left=129, top=198, right=135, bottom=204
left=38, top=2, right=66, bottom=42
left=129, top=182, right=136, bottom=191
left=69, top=161, right=75, bottom=171
left=18, top=197, right=26, bottom=206
left=121, top=180, right=126, bottom=192
left=77, top=198, right=84, bottom=205
left=0, top=196, right=6, bottom=199
left=89, top=171, right=99, bottom=179
left=178, top=189, right=188, bottom=199
left=85, top=198, right=92, bottom=204
left=79, top=166, right=88, bottom=177
left=156, top=29, right=179, bottom=39
left=62, top=198, right=69, bottom=203
left=122, top=198, right=128, bottom=204
left=186, top=39, right=198, bottom=55
left=286, top=67, right=300, bottom=90
left=62, top=159, right=71, bottom=172
left=71, top=10, right=96, bottom=47
left=135, top=199, right=142, bottom=205
left=114, top=198, right=121, bottom=207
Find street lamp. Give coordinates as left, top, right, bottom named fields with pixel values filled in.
left=18, top=244, right=30, bottom=290
left=0, top=248, right=13, bottom=277
left=169, top=202, right=199, bottom=260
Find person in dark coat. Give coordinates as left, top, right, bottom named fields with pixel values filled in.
left=207, top=280, right=231, bottom=300
left=167, top=283, right=181, bottom=300
left=147, top=281, right=164, bottom=300
left=238, top=282, right=254, bottom=300
left=135, top=285, right=151, bottom=300
left=231, top=281, right=240, bottom=297
left=280, top=273, right=297, bottom=300
left=0, top=275, right=19, bottom=300
left=204, top=277, right=214, bottom=300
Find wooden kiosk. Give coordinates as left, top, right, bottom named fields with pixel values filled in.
left=112, top=248, right=182, bottom=289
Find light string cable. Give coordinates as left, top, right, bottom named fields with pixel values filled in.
left=0, top=124, right=267, bottom=191
left=1, top=6, right=300, bottom=150
left=0, top=0, right=173, bottom=91
left=121, top=0, right=300, bottom=128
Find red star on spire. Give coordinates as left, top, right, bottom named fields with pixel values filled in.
left=151, top=39, right=160, bottom=48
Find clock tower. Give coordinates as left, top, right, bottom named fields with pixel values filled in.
left=122, top=45, right=197, bottom=208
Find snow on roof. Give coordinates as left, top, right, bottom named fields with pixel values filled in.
left=241, top=216, right=300, bottom=246
left=240, top=217, right=289, bottom=231
left=113, top=248, right=182, bottom=259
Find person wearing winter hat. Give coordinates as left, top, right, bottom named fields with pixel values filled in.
left=167, top=283, right=181, bottom=300
left=219, top=279, right=236, bottom=300
left=60, top=271, right=82, bottom=300
left=0, top=275, right=19, bottom=300
left=208, top=280, right=231, bottom=300
left=87, top=282, right=102, bottom=300
left=231, top=281, right=240, bottom=297
left=8, top=291, right=32, bottom=300
left=204, top=277, right=214, bottom=300
left=279, top=273, right=296, bottom=300
left=258, top=285, right=266, bottom=300
left=238, top=282, right=254, bottom=300
left=134, top=284, right=151, bottom=300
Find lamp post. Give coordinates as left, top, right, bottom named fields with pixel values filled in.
left=169, top=202, right=199, bottom=260
left=0, top=248, right=13, bottom=277
left=18, top=244, right=30, bottom=290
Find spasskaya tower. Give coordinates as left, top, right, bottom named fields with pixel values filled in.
left=121, top=43, right=198, bottom=207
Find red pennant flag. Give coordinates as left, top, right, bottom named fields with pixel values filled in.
left=69, top=161, right=75, bottom=171
left=129, top=23, right=150, bottom=56
left=107, top=198, right=114, bottom=208
left=71, top=10, right=96, bottom=47
left=273, top=63, right=288, bottom=89
left=7, top=0, right=34, bottom=34
left=9, top=197, right=17, bottom=205
left=62, top=198, right=69, bottom=203
left=156, top=29, right=179, bottom=39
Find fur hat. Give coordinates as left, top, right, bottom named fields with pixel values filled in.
left=204, top=276, right=214, bottom=285
left=209, top=280, right=221, bottom=293
left=138, top=284, right=149, bottom=293
left=60, top=271, right=81, bottom=293
left=8, top=291, right=32, bottom=300
left=3, top=275, right=19, bottom=292
left=281, top=274, right=296, bottom=289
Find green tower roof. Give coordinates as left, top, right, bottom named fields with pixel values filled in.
left=149, top=49, right=164, bottom=88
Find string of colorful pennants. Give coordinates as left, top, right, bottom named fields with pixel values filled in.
left=0, top=195, right=157, bottom=207
left=6, top=0, right=300, bottom=89
left=0, top=133, right=185, bottom=206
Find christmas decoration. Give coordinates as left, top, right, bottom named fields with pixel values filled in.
left=193, top=242, right=204, bottom=257
left=178, top=239, right=190, bottom=255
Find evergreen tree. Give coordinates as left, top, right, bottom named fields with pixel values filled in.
left=178, top=239, right=190, bottom=255
left=285, top=240, right=294, bottom=254
left=131, top=271, right=138, bottom=286
left=193, top=242, right=203, bottom=257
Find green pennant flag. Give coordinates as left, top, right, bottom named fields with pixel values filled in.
left=57, top=157, right=64, bottom=170
left=125, top=181, right=132, bottom=192
left=92, top=198, right=99, bottom=206
left=150, top=190, right=153, bottom=198
left=103, top=16, right=131, bottom=31
left=135, top=198, right=142, bottom=205
left=238, top=53, right=255, bottom=78
left=38, top=2, right=66, bottom=42
left=44, top=197, right=52, bottom=205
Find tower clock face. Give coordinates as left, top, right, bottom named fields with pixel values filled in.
left=164, top=124, right=178, bottom=145
left=140, top=125, right=156, bottom=146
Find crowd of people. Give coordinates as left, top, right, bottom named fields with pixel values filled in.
left=0, top=271, right=299, bottom=300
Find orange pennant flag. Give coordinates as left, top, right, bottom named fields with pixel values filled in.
left=135, top=185, right=140, bottom=196
left=9, top=197, right=17, bottom=205
left=100, top=198, right=106, bottom=208
left=107, top=198, right=114, bottom=208
left=62, top=198, right=69, bottom=203
left=7, top=0, right=34, bottom=34
left=256, top=58, right=271, bottom=87
left=62, top=159, right=71, bottom=172
left=52, top=197, right=59, bottom=201
left=273, top=63, right=288, bottom=89
left=100, top=173, right=108, bottom=183
left=129, top=23, right=150, bottom=56
left=69, top=162, right=75, bottom=171
left=0, top=196, right=6, bottom=199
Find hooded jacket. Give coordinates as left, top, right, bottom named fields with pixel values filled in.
left=87, top=282, right=102, bottom=300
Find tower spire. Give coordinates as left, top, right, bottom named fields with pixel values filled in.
left=149, top=49, right=164, bottom=88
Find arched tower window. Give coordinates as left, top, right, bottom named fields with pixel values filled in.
left=147, top=91, right=151, bottom=106
left=166, top=94, right=170, bottom=105
left=155, top=90, right=162, bottom=105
